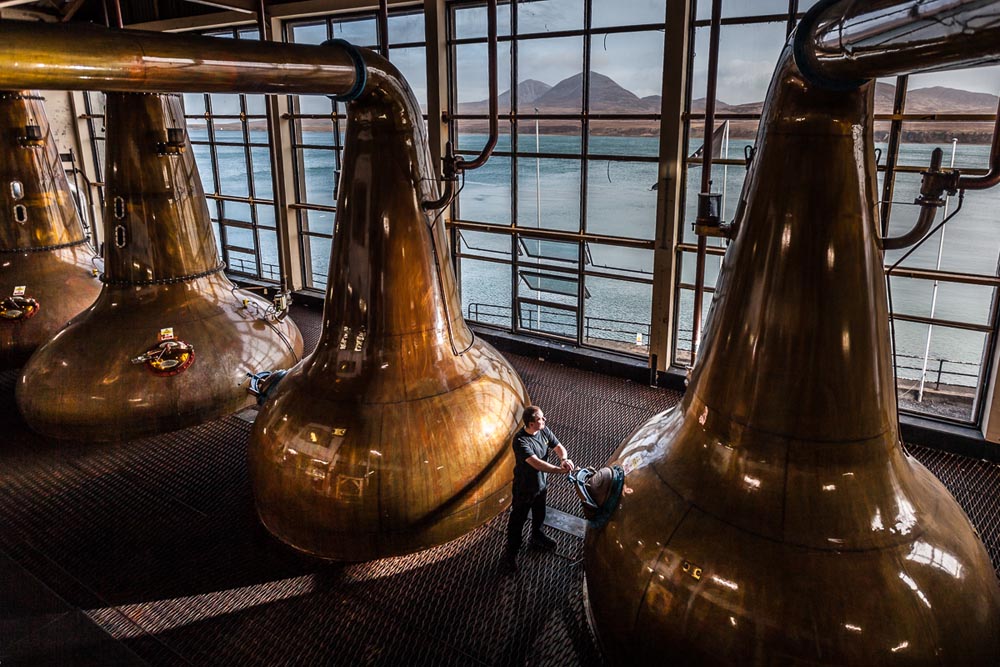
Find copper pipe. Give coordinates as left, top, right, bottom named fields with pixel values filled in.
left=795, top=0, right=1000, bottom=89
left=690, top=0, right=722, bottom=360
left=459, top=0, right=498, bottom=171
left=958, top=95, right=1000, bottom=189
left=0, top=21, right=360, bottom=96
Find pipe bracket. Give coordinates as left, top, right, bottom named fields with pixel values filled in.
left=322, top=39, right=367, bottom=103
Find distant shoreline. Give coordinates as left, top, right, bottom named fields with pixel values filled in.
left=187, top=119, right=999, bottom=145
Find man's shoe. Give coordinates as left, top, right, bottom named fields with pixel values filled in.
left=530, top=531, right=557, bottom=550
left=501, top=552, right=519, bottom=574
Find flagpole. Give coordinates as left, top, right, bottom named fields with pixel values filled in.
left=917, top=137, right=958, bottom=402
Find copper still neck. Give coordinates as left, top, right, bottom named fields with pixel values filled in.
left=688, top=49, right=891, bottom=445
left=0, top=90, right=88, bottom=250
left=102, top=93, right=220, bottom=284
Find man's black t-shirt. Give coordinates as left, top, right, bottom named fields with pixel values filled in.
left=511, top=426, right=561, bottom=499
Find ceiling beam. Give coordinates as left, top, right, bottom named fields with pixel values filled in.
left=60, top=0, right=87, bottom=21
left=183, top=0, right=258, bottom=13
left=0, top=0, right=41, bottom=8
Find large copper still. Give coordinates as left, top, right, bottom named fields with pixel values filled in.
left=583, top=0, right=1000, bottom=663
left=16, top=92, right=303, bottom=441
left=0, top=91, right=100, bottom=368
left=246, top=51, right=529, bottom=561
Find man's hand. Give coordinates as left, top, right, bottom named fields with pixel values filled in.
left=560, top=458, right=574, bottom=473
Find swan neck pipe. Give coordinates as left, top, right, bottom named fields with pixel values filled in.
left=795, top=0, right=1000, bottom=88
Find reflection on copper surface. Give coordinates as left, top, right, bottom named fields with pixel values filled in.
left=248, top=52, right=529, bottom=561
left=16, top=93, right=302, bottom=441
left=0, top=91, right=101, bottom=368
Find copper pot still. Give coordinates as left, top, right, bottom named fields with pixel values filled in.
left=16, top=92, right=303, bottom=441
left=0, top=91, right=101, bottom=368
left=584, top=0, right=1000, bottom=663
left=247, top=52, right=529, bottom=561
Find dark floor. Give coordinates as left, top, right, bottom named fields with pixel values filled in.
left=0, top=303, right=998, bottom=666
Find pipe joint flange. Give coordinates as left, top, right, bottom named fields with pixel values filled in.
left=322, top=39, right=368, bottom=103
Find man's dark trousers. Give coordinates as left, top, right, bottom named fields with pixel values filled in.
left=506, top=488, right=547, bottom=553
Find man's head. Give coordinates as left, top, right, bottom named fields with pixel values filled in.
left=522, top=405, right=546, bottom=432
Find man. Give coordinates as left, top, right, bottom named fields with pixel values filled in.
left=503, top=405, right=573, bottom=573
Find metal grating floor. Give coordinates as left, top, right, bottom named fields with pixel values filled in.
left=0, top=302, right=996, bottom=665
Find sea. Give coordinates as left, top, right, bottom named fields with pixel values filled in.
left=190, top=128, right=1000, bottom=395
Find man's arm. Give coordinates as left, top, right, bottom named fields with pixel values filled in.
left=525, top=454, right=569, bottom=474
left=553, top=443, right=573, bottom=472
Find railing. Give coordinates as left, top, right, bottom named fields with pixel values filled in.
left=468, top=302, right=651, bottom=352
left=228, top=257, right=282, bottom=283
left=893, top=353, right=980, bottom=390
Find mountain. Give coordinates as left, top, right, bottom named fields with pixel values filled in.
left=496, top=79, right=551, bottom=108
left=463, top=71, right=658, bottom=113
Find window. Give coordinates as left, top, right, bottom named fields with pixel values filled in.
left=285, top=9, right=429, bottom=290
left=449, top=0, right=664, bottom=357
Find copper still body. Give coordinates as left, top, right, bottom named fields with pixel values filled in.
left=0, top=91, right=100, bottom=368
left=247, top=52, right=529, bottom=561
left=16, top=93, right=303, bottom=441
left=583, top=1, right=1000, bottom=663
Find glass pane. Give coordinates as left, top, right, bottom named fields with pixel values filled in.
left=519, top=237, right=578, bottom=269
left=216, top=145, right=250, bottom=197
left=518, top=0, right=583, bottom=34
left=257, top=229, right=280, bottom=282
left=593, top=0, right=665, bottom=28
left=587, top=159, right=658, bottom=239
left=517, top=301, right=577, bottom=338
left=191, top=143, right=216, bottom=194
left=893, top=320, right=986, bottom=422
left=584, top=275, right=652, bottom=356
left=590, top=124, right=660, bottom=157
left=290, top=21, right=327, bottom=45
left=460, top=258, right=512, bottom=327
left=457, top=155, right=511, bottom=224
left=516, top=157, right=580, bottom=232
left=889, top=278, right=996, bottom=328
left=251, top=146, right=273, bottom=200
left=455, top=42, right=513, bottom=111
left=305, top=233, right=331, bottom=289
left=459, top=230, right=511, bottom=260
left=245, top=94, right=266, bottom=116
left=299, top=209, right=335, bottom=237
left=333, top=17, right=377, bottom=46
left=227, top=249, right=258, bottom=276
left=300, top=149, right=339, bottom=207
left=388, top=12, right=424, bottom=43
left=897, top=127, right=997, bottom=170
left=674, top=285, right=713, bottom=366
left=589, top=32, right=663, bottom=113
left=697, top=0, right=792, bottom=20
left=223, top=202, right=253, bottom=224
left=297, top=94, right=335, bottom=116
left=297, top=120, right=337, bottom=147
left=691, top=23, right=785, bottom=108
left=453, top=2, right=513, bottom=40
left=210, top=93, right=242, bottom=116
left=679, top=247, right=724, bottom=290
left=516, top=121, right=581, bottom=155
left=520, top=270, right=579, bottom=297
left=183, top=93, right=206, bottom=116
left=587, top=244, right=654, bottom=276
left=906, top=64, right=1000, bottom=106
left=389, top=47, right=428, bottom=111
left=517, top=36, right=583, bottom=113
left=455, top=120, right=512, bottom=156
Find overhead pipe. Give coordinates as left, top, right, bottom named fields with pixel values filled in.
left=795, top=0, right=1000, bottom=250
left=421, top=0, right=499, bottom=210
